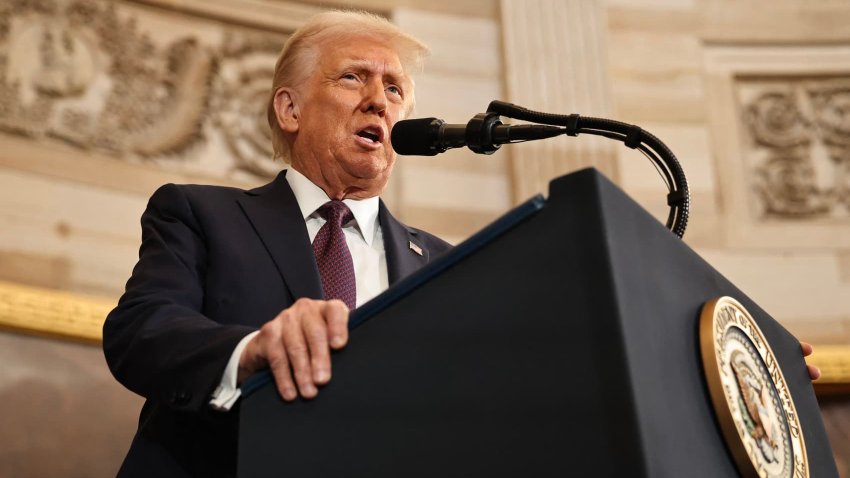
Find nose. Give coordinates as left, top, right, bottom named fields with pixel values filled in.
left=362, top=78, right=387, bottom=115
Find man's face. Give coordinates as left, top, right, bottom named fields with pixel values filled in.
left=284, top=36, right=412, bottom=199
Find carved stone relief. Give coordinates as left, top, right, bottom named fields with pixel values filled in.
left=0, top=0, right=288, bottom=180
left=739, top=77, right=850, bottom=219
left=211, top=31, right=282, bottom=178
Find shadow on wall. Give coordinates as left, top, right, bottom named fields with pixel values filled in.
left=0, top=332, right=142, bottom=478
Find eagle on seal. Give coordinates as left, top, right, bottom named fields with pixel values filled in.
left=730, top=351, right=779, bottom=463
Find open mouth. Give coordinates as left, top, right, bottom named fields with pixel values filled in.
left=356, top=126, right=383, bottom=144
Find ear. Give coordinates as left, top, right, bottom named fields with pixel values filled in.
left=273, top=87, right=300, bottom=134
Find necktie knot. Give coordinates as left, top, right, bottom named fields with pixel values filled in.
left=317, top=201, right=353, bottom=228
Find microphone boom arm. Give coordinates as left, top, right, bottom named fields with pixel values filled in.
left=485, top=100, right=690, bottom=239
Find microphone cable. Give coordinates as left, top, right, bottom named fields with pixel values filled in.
left=486, top=100, right=690, bottom=239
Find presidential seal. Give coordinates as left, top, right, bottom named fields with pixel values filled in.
left=700, top=296, right=808, bottom=478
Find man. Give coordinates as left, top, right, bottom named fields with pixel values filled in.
left=103, top=11, right=451, bottom=477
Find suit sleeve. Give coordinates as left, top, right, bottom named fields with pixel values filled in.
left=103, top=184, right=256, bottom=413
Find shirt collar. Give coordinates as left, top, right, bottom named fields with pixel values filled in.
left=285, top=167, right=380, bottom=246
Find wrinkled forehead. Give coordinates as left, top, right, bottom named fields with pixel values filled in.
left=314, top=34, right=413, bottom=85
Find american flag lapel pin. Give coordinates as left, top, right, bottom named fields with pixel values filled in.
left=408, top=241, right=423, bottom=256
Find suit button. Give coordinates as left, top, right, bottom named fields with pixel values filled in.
left=170, top=391, right=192, bottom=406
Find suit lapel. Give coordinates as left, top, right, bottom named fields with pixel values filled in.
left=379, top=200, right=429, bottom=285
left=237, top=170, right=324, bottom=301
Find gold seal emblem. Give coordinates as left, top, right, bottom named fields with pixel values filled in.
left=700, top=297, right=808, bottom=478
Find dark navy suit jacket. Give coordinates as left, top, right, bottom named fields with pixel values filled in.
left=103, top=170, right=451, bottom=477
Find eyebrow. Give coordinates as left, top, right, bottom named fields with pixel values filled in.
left=343, top=59, right=409, bottom=86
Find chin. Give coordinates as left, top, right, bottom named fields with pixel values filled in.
left=345, top=153, right=394, bottom=180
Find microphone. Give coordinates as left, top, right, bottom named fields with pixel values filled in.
left=391, top=113, right=563, bottom=156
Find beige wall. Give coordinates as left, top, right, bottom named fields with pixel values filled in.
left=601, top=0, right=850, bottom=344
left=0, top=331, right=143, bottom=477
left=0, top=0, right=848, bottom=475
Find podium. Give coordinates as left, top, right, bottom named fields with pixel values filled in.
left=238, top=169, right=837, bottom=477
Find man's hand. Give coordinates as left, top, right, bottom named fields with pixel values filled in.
left=801, top=341, right=821, bottom=381
left=238, top=298, right=349, bottom=401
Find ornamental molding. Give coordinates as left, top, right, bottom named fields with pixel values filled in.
left=740, top=78, right=850, bottom=219
left=0, top=0, right=324, bottom=183
left=704, top=45, right=850, bottom=249
left=0, top=280, right=113, bottom=343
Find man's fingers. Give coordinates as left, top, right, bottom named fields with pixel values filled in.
left=281, top=312, right=317, bottom=399
left=264, top=339, right=297, bottom=401
left=303, top=315, right=331, bottom=385
left=268, top=352, right=297, bottom=401
left=324, top=299, right=350, bottom=349
left=807, top=364, right=821, bottom=381
left=799, top=341, right=820, bottom=381
left=259, top=299, right=349, bottom=401
left=249, top=321, right=298, bottom=401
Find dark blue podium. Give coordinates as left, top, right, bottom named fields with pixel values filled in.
left=238, top=169, right=836, bottom=477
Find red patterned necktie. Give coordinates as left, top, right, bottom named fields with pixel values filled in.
left=312, top=201, right=356, bottom=309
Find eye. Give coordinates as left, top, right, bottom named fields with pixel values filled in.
left=341, top=73, right=359, bottom=82
left=386, top=85, right=402, bottom=97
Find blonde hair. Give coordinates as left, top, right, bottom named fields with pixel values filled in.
left=266, top=10, right=430, bottom=161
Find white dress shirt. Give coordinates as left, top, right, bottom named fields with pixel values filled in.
left=209, top=167, right=388, bottom=410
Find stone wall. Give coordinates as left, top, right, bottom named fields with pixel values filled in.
left=601, top=0, right=850, bottom=345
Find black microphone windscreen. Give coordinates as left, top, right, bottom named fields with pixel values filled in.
left=391, top=118, right=439, bottom=156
